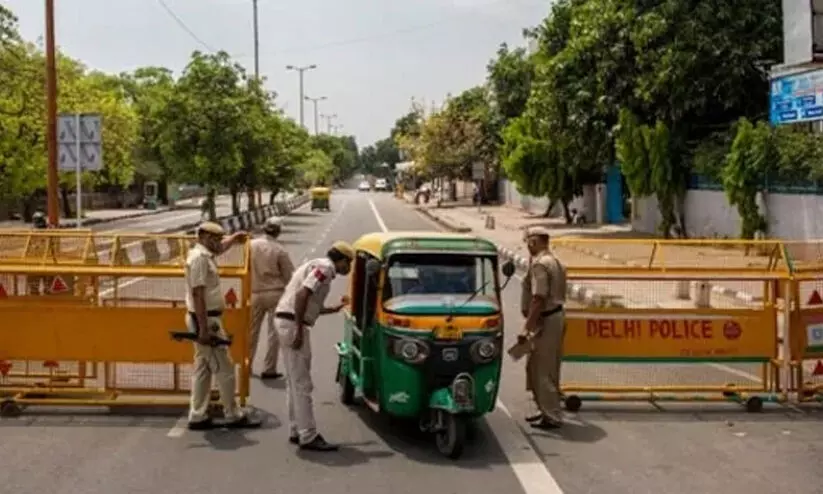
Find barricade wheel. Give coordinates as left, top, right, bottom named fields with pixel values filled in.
left=563, top=395, right=582, bottom=412
left=745, top=396, right=763, bottom=413
left=208, top=403, right=225, bottom=418
left=0, top=400, right=22, bottom=418
left=802, top=383, right=816, bottom=399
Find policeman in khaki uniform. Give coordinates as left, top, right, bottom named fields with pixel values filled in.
left=519, top=226, right=568, bottom=429
left=249, top=216, right=294, bottom=379
left=274, top=241, right=354, bottom=451
left=185, top=222, right=260, bottom=430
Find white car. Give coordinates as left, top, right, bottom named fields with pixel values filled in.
left=374, top=178, right=389, bottom=191
left=358, top=181, right=371, bottom=192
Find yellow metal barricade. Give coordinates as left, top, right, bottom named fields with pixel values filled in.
left=0, top=230, right=251, bottom=416
left=783, top=240, right=823, bottom=404
left=550, top=238, right=790, bottom=412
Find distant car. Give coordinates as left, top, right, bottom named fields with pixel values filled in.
left=358, top=181, right=371, bottom=192
left=374, top=178, right=389, bottom=191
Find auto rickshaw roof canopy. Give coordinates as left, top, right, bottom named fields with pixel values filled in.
left=352, top=231, right=498, bottom=260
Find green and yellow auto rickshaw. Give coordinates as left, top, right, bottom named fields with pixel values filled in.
left=310, top=186, right=331, bottom=211
left=335, top=231, right=516, bottom=459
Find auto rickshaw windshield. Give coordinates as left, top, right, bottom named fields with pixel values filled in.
left=382, top=253, right=498, bottom=301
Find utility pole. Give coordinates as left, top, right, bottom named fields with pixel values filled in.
left=304, top=95, right=327, bottom=135
left=45, top=0, right=59, bottom=226
left=285, top=64, right=317, bottom=129
left=252, top=0, right=260, bottom=79
left=320, top=113, right=337, bottom=134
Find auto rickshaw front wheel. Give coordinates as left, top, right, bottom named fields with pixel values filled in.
left=336, top=358, right=355, bottom=405
left=434, top=412, right=467, bottom=459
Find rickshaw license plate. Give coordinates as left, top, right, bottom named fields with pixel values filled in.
left=434, top=326, right=463, bottom=340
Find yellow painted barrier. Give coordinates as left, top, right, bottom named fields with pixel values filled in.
left=0, top=230, right=251, bottom=416
left=552, top=238, right=791, bottom=412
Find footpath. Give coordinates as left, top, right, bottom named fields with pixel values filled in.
left=406, top=194, right=776, bottom=310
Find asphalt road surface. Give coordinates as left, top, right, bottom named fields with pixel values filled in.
left=1, top=189, right=821, bottom=494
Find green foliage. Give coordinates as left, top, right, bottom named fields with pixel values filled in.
left=0, top=4, right=354, bottom=218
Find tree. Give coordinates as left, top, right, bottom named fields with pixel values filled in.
left=157, top=51, right=249, bottom=220
left=486, top=42, right=534, bottom=124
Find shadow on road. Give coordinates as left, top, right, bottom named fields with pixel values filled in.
left=352, top=406, right=510, bottom=468
left=295, top=439, right=394, bottom=467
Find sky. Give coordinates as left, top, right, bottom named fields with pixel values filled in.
left=3, top=0, right=550, bottom=148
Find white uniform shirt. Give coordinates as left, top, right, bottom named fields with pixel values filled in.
left=276, top=257, right=336, bottom=326
left=184, top=243, right=224, bottom=312
left=250, top=236, right=294, bottom=293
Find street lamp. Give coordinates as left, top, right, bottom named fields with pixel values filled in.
left=304, top=95, right=327, bottom=135
left=44, top=0, right=59, bottom=226
left=285, top=64, right=317, bottom=129
left=320, top=113, right=337, bottom=134
left=252, top=0, right=260, bottom=79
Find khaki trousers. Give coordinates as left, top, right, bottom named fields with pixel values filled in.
left=249, top=291, right=283, bottom=374
left=187, top=315, right=240, bottom=422
left=275, top=317, right=317, bottom=445
left=525, top=312, right=566, bottom=422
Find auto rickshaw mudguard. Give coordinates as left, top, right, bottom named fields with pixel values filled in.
left=428, top=387, right=474, bottom=414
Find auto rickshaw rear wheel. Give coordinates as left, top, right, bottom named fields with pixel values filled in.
left=435, top=413, right=466, bottom=460
left=336, top=359, right=355, bottom=405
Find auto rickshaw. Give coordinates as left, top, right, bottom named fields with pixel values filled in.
left=310, top=186, right=331, bottom=211
left=335, top=231, right=516, bottom=459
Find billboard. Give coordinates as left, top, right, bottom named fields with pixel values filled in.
left=770, top=68, right=823, bottom=125
left=783, top=0, right=814, bottom=66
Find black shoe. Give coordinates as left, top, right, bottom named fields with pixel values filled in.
left=530, top=418, right=562, bottom=430
left=525, top=413, right=543, bottom=422
left=260, top=372, right=283, bottom=380
left=187, top=418, right=214, bottom=430
left=299, top=434, right=338, bottom=451
left=223, top=415, right=262, bottom=429
left=288, top=435, right=299, bottom=445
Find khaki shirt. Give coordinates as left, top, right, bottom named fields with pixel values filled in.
left=185, top=243, right=224, bottom=312
left=520, top=249, right=567, bottom=316
left=275, top=257, right=336, bottom=326
left=250, top=236, right=294, bottom=294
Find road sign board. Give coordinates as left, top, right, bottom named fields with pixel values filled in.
left=58, top=113, right=102, bottom=144
left=50, top=276, right=69, bottom=294
left=58, top=142, right=103, bottom=171
left=810, top=290, right=823, bottom=305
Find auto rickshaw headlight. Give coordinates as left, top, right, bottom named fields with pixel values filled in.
left=470, top=338, right=499, bottom=363
left=390, top=337, right=429, bottom=365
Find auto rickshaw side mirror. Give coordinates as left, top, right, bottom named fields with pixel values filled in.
left=501, top=260, right=516, bottom=278
left=365, top=259, right=382, bottom=277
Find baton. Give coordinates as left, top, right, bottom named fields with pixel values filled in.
left=169, top=331, right=233, bottom=347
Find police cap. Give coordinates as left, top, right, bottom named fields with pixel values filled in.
left=197, top=221, right=225, bottom=236
left=263, top=216, right=283, bottom=234
left=525, top=226, right=551, bottom=240
left=330, top=240, right=355, bottom=261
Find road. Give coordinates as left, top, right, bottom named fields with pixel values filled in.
left=1, top=189, right=821, bottom=494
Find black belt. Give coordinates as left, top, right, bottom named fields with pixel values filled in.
left=274, top=312, right=311, bottom=326
left=540, top=305, right=564, bottom=318
left=188, top=310, right=223, bottom=318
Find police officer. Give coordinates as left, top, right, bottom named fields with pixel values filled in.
left=186, top=222, right=260, bottom=430
left=249, top=216, right=294, bottom=379
left=519, top=226, right=567, bottom=429
left=274, top=241, right=353, bottom=451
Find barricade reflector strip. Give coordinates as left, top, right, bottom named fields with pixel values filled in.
left=809, top=290, right=823, bottom=306
left=50, top=276, right=69, bottom=293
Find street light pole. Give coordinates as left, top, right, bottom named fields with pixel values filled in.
left=252, top=0, right=260, bottom=79
left=285, top=64, right=317, bottom=129
left=305, top=95, right=327, bottom=135
left=45, top=0, right=59, bottom=226
left=320, top=113, right=337, bottom=134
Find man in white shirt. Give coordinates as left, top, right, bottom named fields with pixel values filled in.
left=274, top=241, right=354, bottom=451
left=185, top=221, right=260, bottom=430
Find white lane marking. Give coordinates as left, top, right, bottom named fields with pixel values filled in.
left=367, top=198, right=388, bottom=233
left=495, top=401, right=565, bottom=494
left=370, top=193, right=566, bottom=494
left=166, top=416, right=187, bottom=438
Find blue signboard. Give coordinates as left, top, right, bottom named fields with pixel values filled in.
left=770, top=69, right=823, bottom=125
